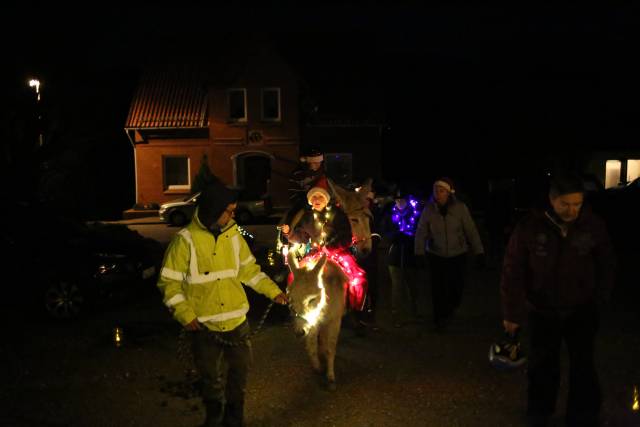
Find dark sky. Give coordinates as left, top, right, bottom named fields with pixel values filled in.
left=4, top=3, right=640, bottom=203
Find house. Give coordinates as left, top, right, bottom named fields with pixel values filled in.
left=124, top=46, right=300, bottom=211
left=585, top=150, right=640, bottom=189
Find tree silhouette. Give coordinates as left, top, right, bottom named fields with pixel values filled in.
left=191, top=154, right=214, bottom=195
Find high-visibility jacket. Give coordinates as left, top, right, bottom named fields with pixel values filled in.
left=157, top=210, right=282, bottom=332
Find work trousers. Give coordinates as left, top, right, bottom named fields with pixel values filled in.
left=426, top=253, right=468, bottom=324
left=191, top=320, right=253, bottom=427
left=527, top=304, right=601, bottom=427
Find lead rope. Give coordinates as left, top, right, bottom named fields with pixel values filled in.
left=177, top=301, right=275, bottom=380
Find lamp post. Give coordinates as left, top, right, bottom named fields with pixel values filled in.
left=28, top=78, right=43, bottom=147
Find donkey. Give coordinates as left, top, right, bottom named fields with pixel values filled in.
left=287, top=250, right=348, bottom=391
left=326, top=178, right=374, bottom=259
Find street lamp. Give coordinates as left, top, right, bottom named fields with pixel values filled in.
left=28, top=78, right=41, bottom=101
left=28, top=78, right=43, bottom=146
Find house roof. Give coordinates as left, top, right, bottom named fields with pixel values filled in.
left=125, top=67, right=208, bottom=129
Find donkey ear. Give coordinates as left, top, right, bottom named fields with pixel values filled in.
left=361, top=177, right=373, bottom=191
left=327, top=178, right=345, bottom=205
left=311, top=253, right=328, bottom=276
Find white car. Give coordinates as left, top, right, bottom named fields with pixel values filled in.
left=159, top=191, right=272, bottom=226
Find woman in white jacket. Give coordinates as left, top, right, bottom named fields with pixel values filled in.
left=414, top=177, right=484, bottom=330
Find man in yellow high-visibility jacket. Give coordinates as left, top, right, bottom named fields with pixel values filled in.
left=158, top=179, right=287, bottom=427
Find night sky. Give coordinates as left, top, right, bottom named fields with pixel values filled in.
left=4, top=4, right=639, bottom=217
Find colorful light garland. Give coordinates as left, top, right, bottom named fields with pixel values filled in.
left=391, top=196, right=421, bottom=236
left=288, top=246, right=367, bottom=311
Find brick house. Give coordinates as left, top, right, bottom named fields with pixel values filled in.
left=124, top=47, right=300, bottom=210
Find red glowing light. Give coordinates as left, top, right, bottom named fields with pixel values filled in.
left=287, top=247, right=368, bottom=310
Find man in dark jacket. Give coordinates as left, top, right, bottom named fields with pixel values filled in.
left=500, top=172, right=616, bottom=427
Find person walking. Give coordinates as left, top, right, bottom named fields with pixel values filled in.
left=157, top=178, right=287, bottom=427
left=383, top=190, right=423, bottom=327
left=414, top=177, right=485, bottom=330
left=500, top=172, right=616, bottom=427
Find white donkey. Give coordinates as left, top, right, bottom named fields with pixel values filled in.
left=286, top=251, right=348, bottom=391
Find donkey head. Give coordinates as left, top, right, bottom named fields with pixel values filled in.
left=328, top=178, right=374, bottom=259
left=287, top=251, right=328, bottom=336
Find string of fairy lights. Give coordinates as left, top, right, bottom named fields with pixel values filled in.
left=391, top=196, right=421, bottom=236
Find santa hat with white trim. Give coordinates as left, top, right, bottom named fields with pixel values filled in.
left=433, top=177, right=456, bottom=194
left=300, top=148, right=324, bottom=163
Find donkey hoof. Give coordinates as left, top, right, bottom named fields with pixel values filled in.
left=325, top=380, right=337, bottom=392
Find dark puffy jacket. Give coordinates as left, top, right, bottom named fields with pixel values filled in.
left=501, top=207, right=616, bottom=324
left=287, top=205, right=353, bottom=251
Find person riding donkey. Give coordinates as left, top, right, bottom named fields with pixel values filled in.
left=281, top=184, right=368, bottom=314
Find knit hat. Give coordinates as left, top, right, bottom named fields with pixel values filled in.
left=197, top=177, right=239, bottom=228
left=433, top=177, right=455, bottom=194
left=307, top=186, right=331, bottom=204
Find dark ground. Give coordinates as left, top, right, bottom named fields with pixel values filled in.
left=2, top=239, right=639, bottom=427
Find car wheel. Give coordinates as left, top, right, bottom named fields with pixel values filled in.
left=44, top=278, right=85, bottom=319
left=235, top=209, right=253, bottom=225
left=170, top=210, right=188, bottom=227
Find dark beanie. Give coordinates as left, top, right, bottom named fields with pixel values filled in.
left=197, top=177, right=238, bottom=228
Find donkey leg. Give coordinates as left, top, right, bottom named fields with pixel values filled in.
left=324, top=316, right=343, bottom=390
left=305, top=328, right=322, bottom=373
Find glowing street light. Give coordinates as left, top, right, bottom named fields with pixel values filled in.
left=28, top=78, right=43, bottom=146
left=28, top=78, right=41, bottom=101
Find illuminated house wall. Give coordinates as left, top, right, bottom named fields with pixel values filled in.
left=125, top=48, right=300, bottom=208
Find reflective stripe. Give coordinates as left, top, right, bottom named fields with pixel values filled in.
left=198, top=305, right=249, bottom=323
left=161, top=267, right=185, bottom=281
left=165, top=293, right=186, bottom=307
left=178, top=229, right=200, bottom=280
left=232, top=234, right=241, bottom=274
left=240, top=254, right=255, bottom=266
left=189, top=269, right=236, bottom=284
left=246, top=272, right=268, bottom=288
left=178, top=229, right=237, bottom=285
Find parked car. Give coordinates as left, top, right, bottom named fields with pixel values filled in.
left=159, top=190, right=272, bottom=226
left=2, top=203, right=164, bottom=320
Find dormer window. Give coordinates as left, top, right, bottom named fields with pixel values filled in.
left=261, top=88, right=281, bottom=122
left=228, top=88, right=247, bottom=122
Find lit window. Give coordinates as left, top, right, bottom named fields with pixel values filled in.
left=627, top=159, right=640, bottom=182
left=228, top=89, right=247, bottom=121
left=261, top=88, right=281, bottom=121
left=605, top=160, right=621, bottom=189
left=164, top=156, right=190, bottom=191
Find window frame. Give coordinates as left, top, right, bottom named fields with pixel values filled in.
left=228, top=88, right=247, bottom=122
left=163, top=155, right=191, bottom=192
left=260, top=87, right=281, bottom=122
